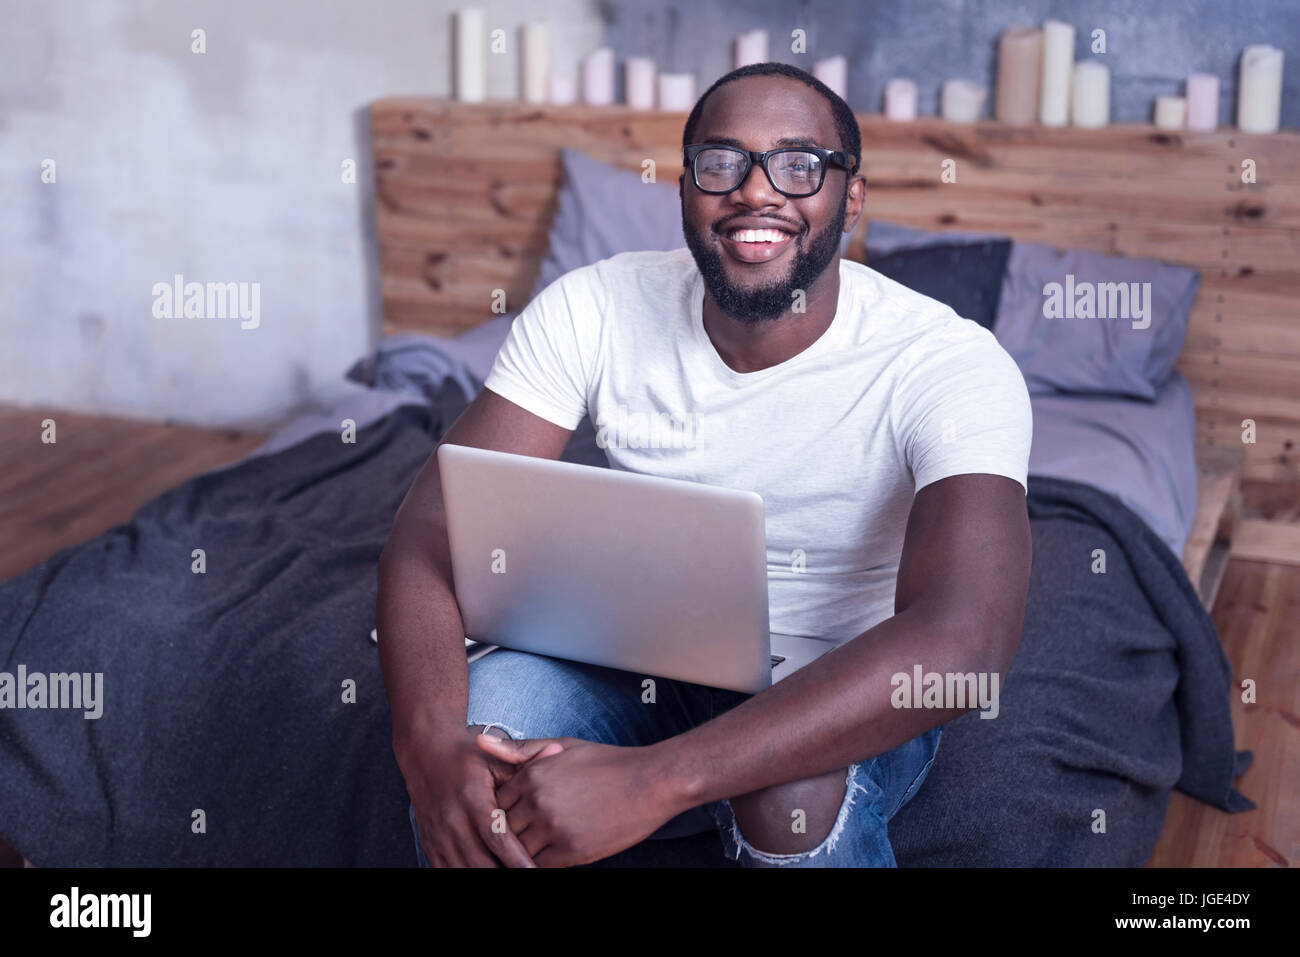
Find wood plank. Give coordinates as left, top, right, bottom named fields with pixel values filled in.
left=1231, top=519, right=1300, bottom=565
left=0, top=406, right=269, bottom=584
left=1148, top=559, right=1300, bottom=867
left=1182, top=444, right=1244, bottom=595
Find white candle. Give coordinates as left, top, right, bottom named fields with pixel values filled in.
left=941, top=79, right=986, bottom=122
left=884, top=78, right=917, bottom=121
left=1039, top=19, right=1075, bottom=126
left=814, top=56, right=848, bottom=99
left=1071, top=60, right=1110, bottom=128
left=520, top=21, right=549, bottom=104
left=1153, top=95, right=1187, bottom=129
left=658, top=73, right=696, bottom=111
left=549, top=71, right=577, bottom=105
left=734, top=29, right=768, bottom=69
left=1186, top=73, right=1220, bottom=131
left=1238, top=44, right=1284, bottom=134
left=454, top=8, right=487, bottom=103
left=626, top=57, right=656, bottom=109
left=582, top=47, right=615, bottom=106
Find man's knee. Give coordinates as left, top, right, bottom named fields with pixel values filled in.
left=729, top=767, right=848, bottom=855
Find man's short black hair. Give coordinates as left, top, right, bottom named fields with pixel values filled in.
left=681, top=61, right=861, bottom=174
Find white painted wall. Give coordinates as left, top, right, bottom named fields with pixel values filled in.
left=0, top=0, right=604, bottom=427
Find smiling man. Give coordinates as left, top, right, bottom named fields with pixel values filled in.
left=377, top=62, right=1033, bottom=868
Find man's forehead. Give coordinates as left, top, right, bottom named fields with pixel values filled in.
left=694, top=77, right=838, bottom=149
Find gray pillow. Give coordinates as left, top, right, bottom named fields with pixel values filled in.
left=997, top=242, right=1199, bottom=400
left=530, top=149, right=683, bottom=300
left=864, top=219, right=1199, bottom=400
left=533, top=149, right=853, bottom=301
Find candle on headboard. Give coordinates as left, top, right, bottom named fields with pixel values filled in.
left=659, top=73, right=696, bottom=112
left=454, top=8, right=487, bottom=103
left=1238, top=45, right=1284, bottom=134
left=626, top=57, right=656, bottom=109
left=1186, top=73, right=1220, bottom=131
left=582, top=47, right=615, bottom=106
left=995, top=25, right=1042, bottom=125
left=520, top=21, right=549, bottom=104
left=941, top=80, right=986, bottom=122
left=814, top=56, right=848, bottom=99
left=1153, top=95, right=1187, bottom=129
left=734, top=29, right=768, bottom=69
left=1071, top=60, right=1110, bottom=128
left=884, top=78, right=917, bottom=121
left=1039, top=19, right=1075, bottom=126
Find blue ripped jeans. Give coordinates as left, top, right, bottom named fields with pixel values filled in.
left=410, top=649, right=942, bottom=867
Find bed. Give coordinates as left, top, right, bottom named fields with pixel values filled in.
left=4, top=101, right=1292, bottom=867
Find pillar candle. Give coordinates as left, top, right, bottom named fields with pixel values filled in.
left=658, top=73, right=696, bottom=112
left=549, top=71, right=577, bottom=106
left=626, top=57, right=656, bottom=109
left=1186, top=73, right=1220, bottom=131
left=454, top=8, right=486, bottom=103
left=1071, top=60, right=1109, bottom=128
left=942, top=79, right=986, bottom=122
left=734, top=29, right=768, bottom=69
left=814, top=56, right=848, bottom=99
left=884, top=78, right=917, bottom=121
left=520, top=21, right=549, bottom=104
left=582, top=47, right=615, bottom=106
left=1039, top=19, right=1075, bottom=126
left=1153, top=95, right=1186, bottom=129
left=1238, top=45, right=1284, bottom=134
left=995, top=25, right=1042, bottom=125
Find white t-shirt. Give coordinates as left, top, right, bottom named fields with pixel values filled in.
left=484, top=247, right=1032, bottom=644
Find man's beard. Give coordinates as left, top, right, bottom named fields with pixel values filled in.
left=683, top=192, right=846, bottom=324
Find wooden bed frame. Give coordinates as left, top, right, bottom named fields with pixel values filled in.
left=368, top=99, right=1300, bottom=603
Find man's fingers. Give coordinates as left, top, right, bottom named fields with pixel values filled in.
left=454, top=829, right=502, bottom=869
left=475, top=733, right=566, bottom=765
left=515, top=821, right=549, bottom=860
left=473, top=806, right=536, bottom=869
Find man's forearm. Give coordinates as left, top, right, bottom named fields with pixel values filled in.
left=376, top=533, right=471, bottom=759
left=647, top=607, right=1015, bottom=813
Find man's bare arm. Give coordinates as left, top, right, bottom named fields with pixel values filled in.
left=651, top=472, right=1032, bottom=808
left=376, top=387, right=573, bottom=866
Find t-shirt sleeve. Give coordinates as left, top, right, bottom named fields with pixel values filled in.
left=892, top=318, right=1033, bottom=494
left=481, top=265, right=605, bottom=431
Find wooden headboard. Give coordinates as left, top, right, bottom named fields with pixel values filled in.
left=370, top=98, right=1300, bottom=484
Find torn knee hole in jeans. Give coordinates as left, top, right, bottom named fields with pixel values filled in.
left=728, top=765, right=870, bottom=863
left=468, top=720, right=524, bottom=741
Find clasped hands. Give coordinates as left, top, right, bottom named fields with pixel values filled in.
left=473, top=732, right=676, bottom=868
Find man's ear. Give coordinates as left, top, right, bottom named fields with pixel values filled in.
left=843, top=173, right=867, bottom=235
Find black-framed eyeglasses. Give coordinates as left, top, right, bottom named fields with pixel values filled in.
left=684, top=143, right=858, bottom=198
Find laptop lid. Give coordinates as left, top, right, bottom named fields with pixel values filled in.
left=438, top=443, right=772, bottom=693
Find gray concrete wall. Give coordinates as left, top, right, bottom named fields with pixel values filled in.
left=0, top=0, right=604, bottom=426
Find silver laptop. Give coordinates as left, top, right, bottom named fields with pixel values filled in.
left=437, top=443, right=835, bottom=693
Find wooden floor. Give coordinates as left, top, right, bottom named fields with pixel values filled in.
left=0, top=404, right=1294, bottom=867
left=0, top=407, right=269, bottom=584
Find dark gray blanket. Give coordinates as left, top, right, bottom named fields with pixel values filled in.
left=0, top=397, right=1251, bottom=866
